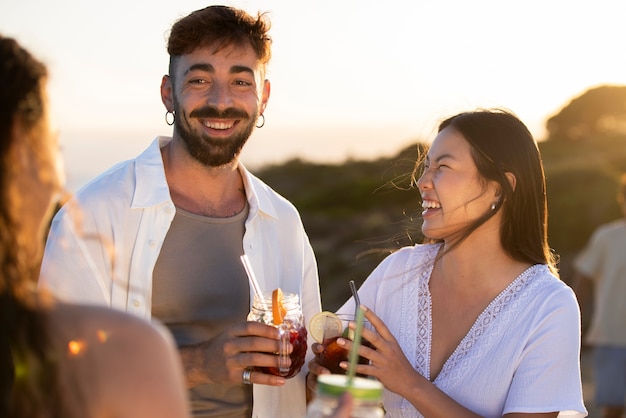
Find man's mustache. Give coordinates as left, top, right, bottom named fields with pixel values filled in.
left=189, top=106, right=250, bottom=120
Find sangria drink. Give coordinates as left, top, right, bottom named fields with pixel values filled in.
left=247, top=290, right=308, bottom=378
left=262, top=321, right=307, bottom=378
left=306, top=374, right=384, bottom=418
left=315, top=314, right=373, bottom=375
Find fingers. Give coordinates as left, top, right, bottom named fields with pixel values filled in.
left=305, top=357, right=333, bottom=403
left=224, top=322, right=293, bottom=358
left=360, top=305, right=385, bottom=335
left=336, top=337, right=376, bottom=363
left=220, top=349, right=291, bottom=386
left=311, top=342, right=325, bottom=355
left=307, top=356, right=331, bottom=377
left=308, top=343, right=333, bottom=376
left=245, top=368, right=287, bottom=386
left=232, top=334, right=294, bottom=383
left=232, top=320, right=284, bottom=339
left=228, top=334, right=293, bottom=357
left=359, top=305, right=397, bottom=344
left=237, top=350, right=291, bottom=369
left=195, top=322, right=296, bottom=386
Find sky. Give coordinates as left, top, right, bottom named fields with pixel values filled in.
left=2, top=0, right=626, bottom=191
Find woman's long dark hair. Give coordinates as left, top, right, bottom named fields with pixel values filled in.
left=416, top=109, right=558, bottom=276
left=0, top=35, right=69, bottom=417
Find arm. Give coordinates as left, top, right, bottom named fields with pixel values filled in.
left=571, top=225, right=605, bottom=319
left=103, top=314, right=190, bottom=418
left=572, top=237, right=598, bottom=342
left=54, top=304, right=190, bottom=418
left=342, top=306, right=485, bottom=418
left=571, top=270, right=593, bottom=338
left=306, top=249, right=398, bottom=401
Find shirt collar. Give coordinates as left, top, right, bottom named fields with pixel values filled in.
left=131, top=136, right=172, bottom=208
left=131, top=136, right=279, bottom=222
left=239, top=161, right=279, bottom=221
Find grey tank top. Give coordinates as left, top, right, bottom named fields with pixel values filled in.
left=152, top=204, right=252, bottom=418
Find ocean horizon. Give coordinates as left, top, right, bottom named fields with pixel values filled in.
left=61, top=123, right=423, bottom=193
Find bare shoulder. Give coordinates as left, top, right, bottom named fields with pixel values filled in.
left=51, top=302, right=174, bottom=358
left=48, top=302, right=189, bottom=418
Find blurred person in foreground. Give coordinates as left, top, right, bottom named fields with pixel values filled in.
left=38, top=5, right=321, bottom=417
left=573, top=173, right=626, bottom=418
left=0, top=35, right=188, bottom=418
left=307, top=109, right=587, bottom=417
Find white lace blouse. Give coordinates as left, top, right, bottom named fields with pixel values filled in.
left=337, top=243, right=587, bottom=417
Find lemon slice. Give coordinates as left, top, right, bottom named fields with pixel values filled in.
left=272, top=288, right=287, bottom=325
left=309, top=311, right=342, bottom=343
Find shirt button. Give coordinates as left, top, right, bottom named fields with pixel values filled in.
left=133, top=299, right=140, bottom=307
left=149, top=240, right=156, bottom=248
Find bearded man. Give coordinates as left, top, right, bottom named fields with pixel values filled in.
left=39, top=6, right=321, bottom=418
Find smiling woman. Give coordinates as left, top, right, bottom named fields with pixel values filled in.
left=418, top=126, right=503, bottom=242
left=419, top=110, right=554, bottom=271
left=307, top=109, right=587, bottom=417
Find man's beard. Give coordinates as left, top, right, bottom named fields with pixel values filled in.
left=174, top=104, right=257, bottom=167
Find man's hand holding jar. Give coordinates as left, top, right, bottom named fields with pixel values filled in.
left=178, top=288, right=307, bottom=388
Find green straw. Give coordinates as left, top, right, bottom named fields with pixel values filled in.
left=346, top=306, right=365, bottom=387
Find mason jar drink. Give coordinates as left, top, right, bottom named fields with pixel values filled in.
left=247, top=291, right=308, bottom=378
left=317, top=314, right=374, bottom=376
left=306, top=374, right=384, bottom=418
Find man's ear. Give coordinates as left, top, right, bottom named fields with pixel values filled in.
left=260, top=79, right=270, bottom=114
left=160, top=75, right=174, bottom=111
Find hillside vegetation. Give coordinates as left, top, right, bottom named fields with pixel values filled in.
left=254, top=86, right=626, bottom=310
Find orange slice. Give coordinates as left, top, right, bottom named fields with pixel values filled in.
left=272, top=288, right=287, bottom=325
left=309, top=311, right=342, bottom=343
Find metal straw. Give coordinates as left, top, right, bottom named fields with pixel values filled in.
left=349, top=280, right=360, bottom=317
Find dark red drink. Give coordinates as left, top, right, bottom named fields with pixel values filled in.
left=255, top=324, right=308, bottom=378
left=317, top=334, right=373, bottom=376
left=248, top=291, right=307, bottom=379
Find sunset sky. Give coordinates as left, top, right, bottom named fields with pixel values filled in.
left=3, top=0, right=626, bottom=190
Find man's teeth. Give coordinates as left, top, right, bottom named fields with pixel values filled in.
left=422, top=200, right=441, bottom=209
left=204, top=121, right=234, bottom=130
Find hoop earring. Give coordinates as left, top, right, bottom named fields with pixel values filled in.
left=256, top=113, right=265, bottom=128
left=165, top=110, right=175, bottom=126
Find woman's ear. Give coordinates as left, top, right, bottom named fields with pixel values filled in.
left=505, top=172, right=517, bottom=192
